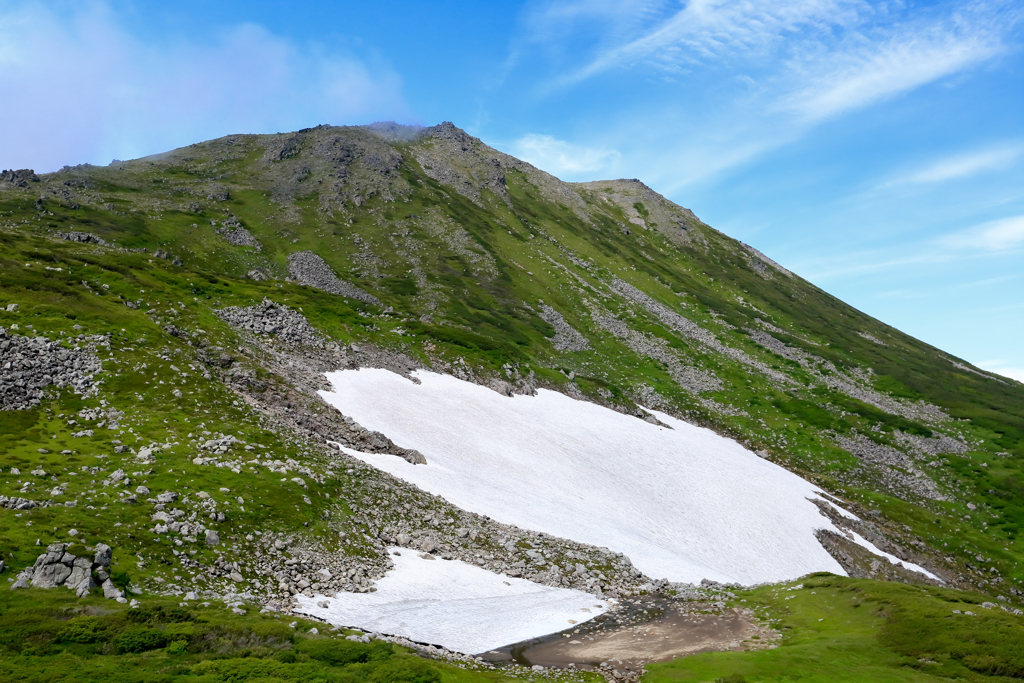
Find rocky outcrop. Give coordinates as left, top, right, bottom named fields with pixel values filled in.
left=414, top=122, right=515, bottom=207
left=262, top=134, right=304, bottom=162
left=1, top=168, right=40, bottom=187
left=576, top=178, right=703, bottom=244
left=0, top=496, right=43, bottom=510
left=815, top=530, right=941, bottom=586
left=57, top=231, right=109, bottom=246
left=11, top=542, right=123, bottom=601
left=834, top=433, right=945, bottom=501
left=739, top=242, right=793, bottom=278
left=287, top=251, right=380, bottom=306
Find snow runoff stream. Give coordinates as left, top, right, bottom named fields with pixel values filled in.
left=309, top=368, right=936, bottom=653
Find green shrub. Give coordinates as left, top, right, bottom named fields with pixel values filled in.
left=166, top=639, right=188, bottom=655
left=55, top=616, right=104, bottom=644
left=125, top=605, right=196, bottom=625
left=115, top=627, right=169, bottom=653
left=160, top=607, right=196, bottom=623
left=274, top=650, right=297, bottom=663
left=190, top=658, right=321, bottom=682
left=367, top=658, right=441, bottom=683
left=295, top=638, right=393, bottom=666
left=109, top=568, right=133, bottom=592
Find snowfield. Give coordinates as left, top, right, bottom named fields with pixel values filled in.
left=295, top=548, right=608, bottom=654
left=320, top=368, right=917, bottom=585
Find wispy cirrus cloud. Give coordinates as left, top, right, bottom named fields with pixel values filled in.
left=779, top=28, right=1003, bottom=122
left=881, top=144, right=1024, bottom=187
left=939, top=214, right=1024, bottom=251
left=507, top=133, right=621, bottom=177
left=548, top=0, right=863, bottom=87
left=516, top=1, right=1018, bottom=185
left=0, top=3, right=411, bottom=171
left=787, top=215, right=1024, bottom=283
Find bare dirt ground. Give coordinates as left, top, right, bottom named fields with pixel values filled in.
left=481, top=598, right=780, bottom=676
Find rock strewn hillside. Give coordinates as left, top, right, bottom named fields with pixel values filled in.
left=0, top=122, right=1022, bottom=673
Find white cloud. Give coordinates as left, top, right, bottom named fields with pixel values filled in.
left=0, top=4, right=411, bottom=171
left=555, top=0, right=861, bottom=86
left=940, top=215, right=1024, bottom=251
left=882, top=144, right=1024, bottom=187
left=508, top=133, right=620, bottom=177
left=781, top=31, right=1002, bottom=122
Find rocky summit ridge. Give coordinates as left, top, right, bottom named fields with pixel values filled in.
left=0, top=121, right=1023, bottom=680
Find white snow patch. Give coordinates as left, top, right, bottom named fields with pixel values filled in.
left=847, top=532, right=942, bottom=581
left=295, top=548, right=608, bottom=654
left=321, top=368, right=855, bottom=585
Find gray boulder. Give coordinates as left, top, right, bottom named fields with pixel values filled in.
left=93, top=543, right=112, bottom=567
left=36, top=543, right=67, bottom=568
left=66, top=565, right=90, bottom=590
left=75, top=575, right=97, bottom=598
left=32, top=562, right=72, bottom=588
left=101, top=578, right=124, bottom=600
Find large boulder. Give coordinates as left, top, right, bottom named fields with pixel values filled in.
left=32, top=562, right=72, bottom=588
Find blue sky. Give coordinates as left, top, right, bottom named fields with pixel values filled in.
left=2, top=1, right=1022, bottom=380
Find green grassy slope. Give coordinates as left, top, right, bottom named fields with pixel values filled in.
left=1, top=122, right=1023, bottom=679
left=647, top=575, right=1024, bottom=683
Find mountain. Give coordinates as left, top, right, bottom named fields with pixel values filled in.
left=1, top=122, right=1022, bottom=681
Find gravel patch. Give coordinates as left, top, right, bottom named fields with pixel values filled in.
left=216, top=298, right=326, bottom=347
left=0, top=327, right=104, bottom=410
left=215, top=216, right=261, bottom=250
left=539, top=304, right=590, bottom=352
left=287, top=251, right=380, bottom=306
